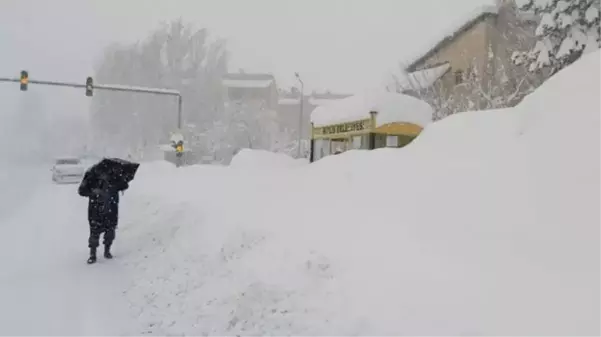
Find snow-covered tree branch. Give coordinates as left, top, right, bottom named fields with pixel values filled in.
left=512, top=0, right=600, bottom=73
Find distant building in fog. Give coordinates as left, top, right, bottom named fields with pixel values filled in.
left=277, top=90, right=351, bottom=138
left=222, top=72, right=279, bottom=110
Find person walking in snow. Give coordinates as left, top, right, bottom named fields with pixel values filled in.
left=78, top=170, right=128, bottom=264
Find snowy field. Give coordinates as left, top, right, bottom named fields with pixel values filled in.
left=0, top=51, right=599, bottom=335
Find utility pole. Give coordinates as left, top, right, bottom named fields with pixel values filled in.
left=294, top=72, right=304, bottom=158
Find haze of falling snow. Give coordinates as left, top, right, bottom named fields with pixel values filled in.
left=0, top=0, right=499, bottom=162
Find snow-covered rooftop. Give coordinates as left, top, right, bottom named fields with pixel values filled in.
left=222, top=73, right=276, bottom=89
left=309, top=98, right=345, bottom=106
left=278, top=98, right=301, bottom=105
left=405, top=5, right=499, bottom=71
left=310, top=90, right=434, bottom=128
left=397, top=62, right=451, bottom=91
left=222, top=79, right=274, bottom=88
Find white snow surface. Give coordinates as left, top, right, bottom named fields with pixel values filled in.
left=1, top=51, right=599, bottom=335
left=308, top=97, right=346, bottom=106
left=311, top=90, right=434, bottom=127
left=229, top=149, right=307, bottom=169
left=586, top=3, right=600, bottom=23
left=0, top=170, right=130, bottom=335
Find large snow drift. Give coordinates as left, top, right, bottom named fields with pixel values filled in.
left=229, top=149, right=306, bottom=170
left=108, top=50, right=601, bottom=335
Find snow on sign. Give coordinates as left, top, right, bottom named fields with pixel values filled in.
left=310, top=90, right=434, bottom=128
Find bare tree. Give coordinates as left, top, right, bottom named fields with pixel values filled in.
left=89, top=19, right=228, bottom=159
left=389, top=52, right=540, bottom=121
left=199, top=101, right=296, bottom=164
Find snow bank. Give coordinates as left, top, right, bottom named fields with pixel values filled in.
left=229, top=149, right=307, bottom=169
left=520, top=47, right=600, bottom=139
left=310, top=90, right=434, bottom=127
left=411, top=107, right=519, bottom=155
left=113, top=52, right=599, bottom=335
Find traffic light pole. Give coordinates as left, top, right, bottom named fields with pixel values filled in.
left=0, top=76, right=184, bottom=129
left=93, top=83, right=183, bottom=129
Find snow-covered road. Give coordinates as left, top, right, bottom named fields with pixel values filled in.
left=0, top=171, right=129, bottom=335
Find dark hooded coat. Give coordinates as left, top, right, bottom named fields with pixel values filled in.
left=78, top=170, right=128, bottom=226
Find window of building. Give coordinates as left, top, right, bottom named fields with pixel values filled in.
left=313, top=139, right=330, bottom=161
left=386, top=135, right=399, bottom=147
left=352, top=135, right=362, bottom=149
left=398, top=134, right=416, bottom=147
left=331, top=139, right=347, bottom=154
left=465, top=66, right=473, bottom=80
left=454, top=70, right=464, bottom=84
left=351, top=135, right=370, bottom=150
left=374, top=134, right=387, bottom=148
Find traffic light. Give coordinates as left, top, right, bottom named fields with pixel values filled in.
left=20, top=71, right=28, bottom=91
left=85, top=77, right=93, bottom=97
left=175, top=141, right=184, bottom=157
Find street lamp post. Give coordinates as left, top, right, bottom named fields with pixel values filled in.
left=295, top=72, right=304, bottom=158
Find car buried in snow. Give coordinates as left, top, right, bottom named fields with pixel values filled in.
left=51, top=157, right=86, bottom=184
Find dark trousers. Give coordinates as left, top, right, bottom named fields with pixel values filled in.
left=88, top=220, right=117, bottom=249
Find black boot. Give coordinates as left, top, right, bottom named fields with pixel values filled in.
left=104, top=244, right=113, bottom=259
left=87, top=247, right=97, bottom=264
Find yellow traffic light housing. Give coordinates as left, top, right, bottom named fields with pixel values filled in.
left=175, top=140, right=184, bottom=157
left=20, top=71, right=28, bottom=91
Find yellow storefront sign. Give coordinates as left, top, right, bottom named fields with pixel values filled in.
left=313, top=118, right=372, bottom=138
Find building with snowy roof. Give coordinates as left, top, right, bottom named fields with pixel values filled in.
left=277, top=89, right=352, bottom=139
left=392, top=0, right=542, bottom=117
left=309, top=90, right=433, bottom=162
left=222, top=72, right=279, bottom=109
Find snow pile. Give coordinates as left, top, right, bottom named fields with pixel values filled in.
left=308, top=97, right=346, bottom=106
left=311, top=90, right=434, bottom=127
left=114, top=51, right=599, bottom=335
left=518, top=48, right=601, bottom=134
left=410, top=107, right=519, bottom=157
left=229, top=149, right=307, bottom=169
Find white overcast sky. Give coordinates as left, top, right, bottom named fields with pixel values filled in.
left=0, top=0, right=495, bottom=91
left=0, top=0, right=491, bottom=119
